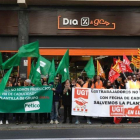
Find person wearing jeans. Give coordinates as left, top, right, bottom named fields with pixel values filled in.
left=50, top=77, right=62, bottom=124
left=50, top=102, right=59, bottom=123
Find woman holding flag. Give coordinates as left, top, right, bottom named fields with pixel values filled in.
left=62, top=80, right=72, bottom=123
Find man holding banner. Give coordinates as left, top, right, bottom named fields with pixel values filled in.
left=125, top=74, right=140, bottom=123
left=50, top=77, right=62, bottom=124
left=24, top=79, right=32, bottom=124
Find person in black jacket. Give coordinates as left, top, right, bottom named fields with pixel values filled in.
left=15, top=80, right=24, bottom=125
left=50, top=77, right=62, bottom=124
left=62, top=80, right=72, bottom=123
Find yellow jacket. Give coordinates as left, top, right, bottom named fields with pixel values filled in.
left=129, top=81, right=140, bottom=89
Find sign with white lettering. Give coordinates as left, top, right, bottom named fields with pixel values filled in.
left=58, top=16, right=115, bottom=30
left=0, top=86, right=53, bottom=113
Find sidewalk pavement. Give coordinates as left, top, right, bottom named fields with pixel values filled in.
left=1, top=117, right=140, bottom=130
left=1, top=108, right=140, bottom=130
left=1, top=122, right=140, bottom=130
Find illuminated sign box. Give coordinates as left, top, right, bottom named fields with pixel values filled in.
left=58, top=16, right=116, bottom=30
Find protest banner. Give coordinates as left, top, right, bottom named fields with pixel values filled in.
left=0, top=86, right=53, bottom=113
left=72, top=88, right=140, bottom=117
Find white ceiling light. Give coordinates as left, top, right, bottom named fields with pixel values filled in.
left=95, top=56, right=108, bottom=60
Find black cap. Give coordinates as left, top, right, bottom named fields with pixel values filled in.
left=78, top=76, right=83, bottom=81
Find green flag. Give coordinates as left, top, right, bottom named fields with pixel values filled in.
left=18, top=41, right=39, bottom=57
left=0, top=67, right=13, bottom=95
left=55, top=50, right=70, bottom=83
left=0, top=52, right=3, bottom=66
left=84, top=57, right=95, bottom=79
left=31, top=58, right=42, bottom=86
left=29, top=61, right=35, bottom=80
left=61, top=67, right=70, bottom=83
left=48, top=59, right=55, bottom=84
left=1, top=53, right=21, bottom=70
left=39, top=56, right=51, bottom=75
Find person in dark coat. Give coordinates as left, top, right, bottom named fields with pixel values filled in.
left=62, top=80, right=72, bottom=123
left=15, top=81, right=24, bottom=125
left=50, top=77, right=62, bottom=124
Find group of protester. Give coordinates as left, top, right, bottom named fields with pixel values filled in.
left=0, top=72, right=140, bottom=125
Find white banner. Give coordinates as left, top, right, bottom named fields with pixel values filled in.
left=72, top=88, right=140, bottom=117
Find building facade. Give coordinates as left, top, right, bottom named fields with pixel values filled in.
left=0, top=0, right=140, bottom=78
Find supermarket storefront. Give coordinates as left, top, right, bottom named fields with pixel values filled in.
left=0, top=6, right=139, bottom=78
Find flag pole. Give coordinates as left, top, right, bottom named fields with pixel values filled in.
left=80, top=70, right=84, bottom=76
left=131, top=54, right=135, bottom=73
left=97, top=60, right=98, bottom=76
left=0, top=70, right=3, bottom=78
left=121, top=54, right=127, bottom=80
left=123, top=71, right=127, bottom=80
left=0, top=67, right=4, bottom=78
left=16, top=66, right=19, bottom=83
left=134, top=65, right=136, bottom=73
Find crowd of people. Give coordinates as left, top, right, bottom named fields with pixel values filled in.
left=0, top=72, right=140, bottom=125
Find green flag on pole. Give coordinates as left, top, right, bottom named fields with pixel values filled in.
left=48, top=59, right=55, bottom=84
left=39, top=56, right=51, bottom=75
left=18, top=41, right=39, bottom=57
left=84, top=57, right=95, bottom=79
left=0, top=67, right=13, bottom=95
left=31, top=58, right=42, bottom=86
left=55, top=50, right=70, bottom=83
left=29, top=61, right=35, bottom=80
left=1, top=53, right=21, bottom=70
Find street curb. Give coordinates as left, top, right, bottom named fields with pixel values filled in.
left=1, top=123, right=140, bottom=130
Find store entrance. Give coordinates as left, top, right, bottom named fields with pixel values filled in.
left=36, top=48, right=137, bottom=80
left=38, top=55, right=117, bottom=80
left=1, top=49, right=137, bottom=79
